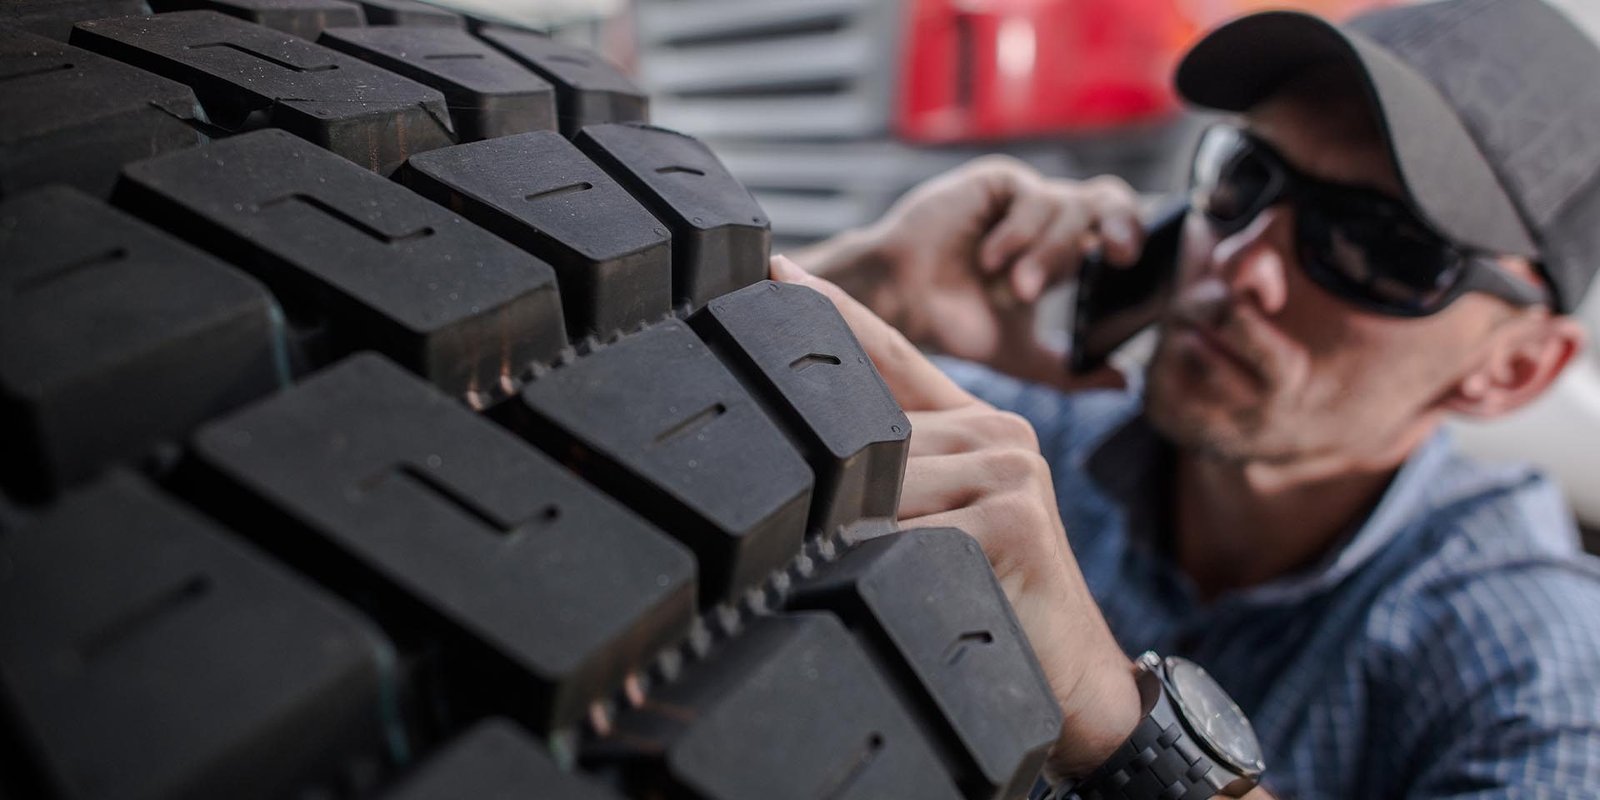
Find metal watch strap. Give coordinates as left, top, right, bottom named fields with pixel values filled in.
left=1035, top=656, right=1242, bottom=800
left=1070, top=697, right=1226, bottom=800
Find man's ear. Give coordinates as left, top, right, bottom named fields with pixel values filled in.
left=1444, top=314, right=1587, bottom=418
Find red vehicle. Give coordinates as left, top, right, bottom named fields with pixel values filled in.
left=628, top=0, right=1396, bottom=247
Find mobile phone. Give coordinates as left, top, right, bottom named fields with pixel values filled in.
left=1069, top=200, right=1189, bottom=375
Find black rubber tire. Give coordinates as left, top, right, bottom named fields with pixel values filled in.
left=0, top=3, right=1063, bottom=798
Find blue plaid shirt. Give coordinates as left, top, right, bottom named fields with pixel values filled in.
left=938, top=359, right=1600, bottom=799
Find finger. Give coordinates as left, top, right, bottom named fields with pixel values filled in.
left=897, top=453, right=987, bottom=519
left=907, top=410, right=972, bottom=458
left=1010, top=207, right=1091, bottom=302
left=899, top=507, right=987, bottom=536
left=1080, top=177, right=1144, bottom=267
left=978, top=181, right=1055, bottom=273
left=770, top=256, right=976, bottom=411
left=907, top=406, right=1040, bottom=458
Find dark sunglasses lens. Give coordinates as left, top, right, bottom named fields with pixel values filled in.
left=1193, top=129, right=1274, bottom=228
left=1299, top=203, right=1465, bottom=314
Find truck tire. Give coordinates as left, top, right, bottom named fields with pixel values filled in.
left=0, top=4, right=1064, bottom=798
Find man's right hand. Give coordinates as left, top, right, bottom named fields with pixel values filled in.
left=790, top=155, right=1144, bottom=388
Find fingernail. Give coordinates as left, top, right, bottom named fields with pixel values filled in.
left=770, top=255, right=800, bottom=281
left=1014, top=262, right=1045, bottom=300
left=1102, top=219, right=1133, bottom=249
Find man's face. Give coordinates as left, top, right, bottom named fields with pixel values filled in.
left=1143, top=91, right=1518, bottom=464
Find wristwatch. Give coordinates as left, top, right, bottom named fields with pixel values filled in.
left=1037, top=651, right=1265, bottom=800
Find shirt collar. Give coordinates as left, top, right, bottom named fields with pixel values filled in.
left=1080, top=412, right=1461, bottom=607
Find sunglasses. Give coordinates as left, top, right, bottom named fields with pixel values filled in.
left=1189, top=125, right=1548, bottom=317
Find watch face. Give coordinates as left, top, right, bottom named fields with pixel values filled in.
left=1167, top=658, right=1265, bottom=776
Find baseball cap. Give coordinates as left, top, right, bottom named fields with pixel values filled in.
left=1175, top=0, right=1600, bottom=312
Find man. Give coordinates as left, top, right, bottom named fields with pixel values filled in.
left=774, top=0, right=1600, bottom=797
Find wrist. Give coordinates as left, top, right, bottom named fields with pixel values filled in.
left=1045, top=654, right=1144, bottom=780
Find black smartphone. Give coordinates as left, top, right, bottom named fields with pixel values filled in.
left=1069, top=200, right=1189, bottom=375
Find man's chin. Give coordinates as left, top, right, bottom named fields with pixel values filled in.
left=1145, top=355, right=1267, bottom=463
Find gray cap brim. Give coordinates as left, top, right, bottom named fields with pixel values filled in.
left=1175, top=11, right=1540, bottom=261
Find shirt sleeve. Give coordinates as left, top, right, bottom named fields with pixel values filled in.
left=1364, top=551, right=1600, bottom=798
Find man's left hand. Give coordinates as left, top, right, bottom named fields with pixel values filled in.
left=770, top=255, right=1142, bottom=779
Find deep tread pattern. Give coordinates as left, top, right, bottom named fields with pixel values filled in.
left=0, top=0, right=147, bottom=42
left=790, top=529, right=1064, bottom=799
left=70, top=10, right=453, bottom=174
left=691, top=280, right=910, bottom=536
left=355, top=0, right=461, bottom=29
left=501, top=320, right=813, bottom=604
left=113, top=128, right=568, bottom=395
left=577, top=122, right=770, bottom=310
left=0, top=6, right=1067, bottom=798
left=0, top=471, right=399, bottom=800
left=477, top=26, right=648, bottom=137
left=382, top=719, right=623, bottom=800
left=176, top=354, right=698, bottom=737
left=318, top=25, right=557, bottom=142
left=0, top=28, right=203, bottom=200
left=597, top=613, right=965, bottom=800
left=404, top=131, right=671, bottom=340
left=148, top=0, right=367, bottom=40
left=0, top=186, right=284, bottom=501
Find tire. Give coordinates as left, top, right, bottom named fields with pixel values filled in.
left=0, top=3, right=1062, bottom=798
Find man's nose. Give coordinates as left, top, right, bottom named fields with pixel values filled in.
left=1209, top=206, right=1291, bottom=315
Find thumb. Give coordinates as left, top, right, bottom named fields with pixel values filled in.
left=771, top=256, right=976, bottom=412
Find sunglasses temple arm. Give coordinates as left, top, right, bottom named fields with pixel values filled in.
left=1461, top=259, right=1552, bottom=308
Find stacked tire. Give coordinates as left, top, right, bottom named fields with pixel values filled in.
left=0, top=2, right=1063, bottom=798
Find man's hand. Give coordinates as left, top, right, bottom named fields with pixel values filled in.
left=770, top=255, right=1142, bottom=779
left=788, top=156, right=1142, bottom=390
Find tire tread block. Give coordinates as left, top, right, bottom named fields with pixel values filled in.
left=791, top=528, right=1063, bottom=798
left=115, top=128, right=567, bottom=395
left=504, top=320, right=811, bottom=602
left=185, top=353, right=698, bottom=733
left=477, top=26, right=647, bottom=137
left=0, top=0, right=147, bottom=42
left=0, top=472, right=396, bottom=800
left=357, top=0, right=462, bottom=28
left=577, top=122, right=769, bottom=310
left=319, top=26, right=555, bottom=142
left=149, top=0, right=367, bottom=40
left=383, top=719, right=623, bottom=800
left=0, top=186, right=283, bottom=501
left=0, top=28, right=203, bottom=199
left=404, top=131, right=670, bottom=340
left=691, top=280, right=909, bottom=536
left=601, top=614, right=964, bottom=800
left=70, top=10, right=452, bottom=174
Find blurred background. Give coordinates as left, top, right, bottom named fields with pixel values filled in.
left=440, top=0, right=1600, bottom=543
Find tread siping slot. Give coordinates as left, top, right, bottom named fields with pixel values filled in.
left=187, top=42, right=339, bottom=73
left=788, top=352, right=841, bottom=373
left=523, top=181, right=593, bottom=202
left=260, top=194, right=435, bottom=244
left=11, top=248, right=128, bottom=296
left=78, top=575, right=212, bottom=662
left=819, top=733, right=885, bottom=800
left=0, top=62, right=75, bottom=83
left=651, top=402, right=726, bottom=447
left=941, top=630, right=994, bottom=666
